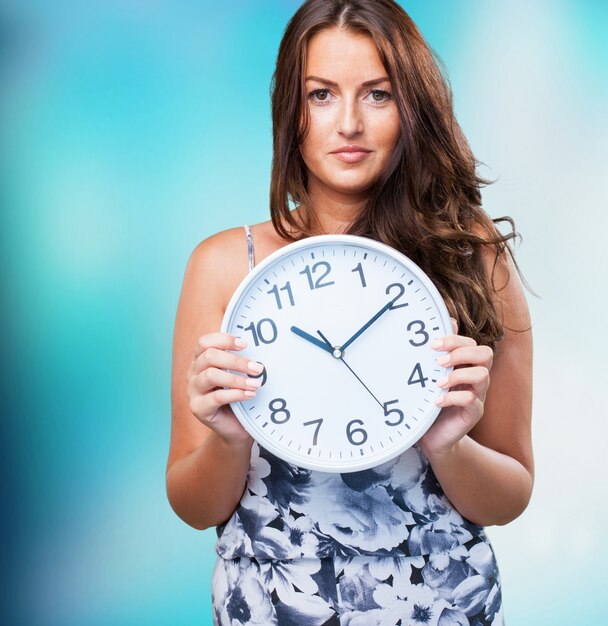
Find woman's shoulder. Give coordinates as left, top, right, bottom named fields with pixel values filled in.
left=183, top=225, right=249, bottom=313
left=190, top=224, right=248, bottom=269
left=190, top=219, right=282, bottom=262
left=470, top=218, right=532, bottom=339
left=185, top=219, right=286, bottom=312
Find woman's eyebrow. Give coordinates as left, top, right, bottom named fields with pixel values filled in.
left=305, top=75, right=390, bottom=87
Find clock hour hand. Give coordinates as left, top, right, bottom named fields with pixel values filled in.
left=340, top=299, right=394, bottom=353
left=290, top=325, right=334, bottom=354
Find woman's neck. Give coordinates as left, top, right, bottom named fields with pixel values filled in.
left=296, top=187, right=367, bottom=235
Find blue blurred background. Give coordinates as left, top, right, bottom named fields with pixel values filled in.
left=2, top=1, right=606, bottom=624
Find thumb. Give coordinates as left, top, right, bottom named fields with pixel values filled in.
left=450, top=317, right=459, bottom=334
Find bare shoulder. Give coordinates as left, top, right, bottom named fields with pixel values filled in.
left=187, top=220, right=288, bottom=303
left=248, top=217, right=292, bottom=259
left=168, top=220, right=286, bottom=461
left=471, top=221, right=532, bottom=333
left=168, top=225, right=252, bottom=467
left=178, top=219, right=289, bottom=335
left=184, top=225, right=252, bottom=313
left=468, top=219, right=533, bottom=472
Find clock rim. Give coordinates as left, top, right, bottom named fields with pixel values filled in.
left=220, top=233, right=453, bottom=473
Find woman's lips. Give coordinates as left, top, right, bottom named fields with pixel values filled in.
left=331, top=146, right=371, bottom=163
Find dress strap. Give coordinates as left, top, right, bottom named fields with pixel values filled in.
left=243, top=224, right=255, bottom=272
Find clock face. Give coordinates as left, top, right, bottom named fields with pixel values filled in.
left=221, top=234, right=452, bottom=473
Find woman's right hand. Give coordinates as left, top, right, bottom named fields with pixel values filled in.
left=186, top=331, right=264, bottom=447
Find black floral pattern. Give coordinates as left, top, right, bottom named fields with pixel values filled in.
left=216, top=444, right=484, bottom=560
left=212, top=541, right=503, bottom=625
left=213, top=443, right=503, bottom=624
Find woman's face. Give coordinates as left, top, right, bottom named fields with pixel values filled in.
left=299, top=26, right=401, bottom=204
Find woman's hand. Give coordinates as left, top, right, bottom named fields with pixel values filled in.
left=419, top=319, right=493, bottom=458
left=186, top=331, right=264, bottom=448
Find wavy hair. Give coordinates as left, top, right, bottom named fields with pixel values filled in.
left=269, top=0, right=530, bottom=348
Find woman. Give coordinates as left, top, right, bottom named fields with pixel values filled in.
left=166, top=1, right=533, bottom=624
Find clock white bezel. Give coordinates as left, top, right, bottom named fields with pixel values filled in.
left=221, top=233, right=452, bottom=472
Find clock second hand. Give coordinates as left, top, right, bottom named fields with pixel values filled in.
left=316, top=330, right=385, bottom=411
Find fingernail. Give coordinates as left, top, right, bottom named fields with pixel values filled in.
left=435, top=395, right=445, bottom=406
left=430, top=339, right=443, bottom=350
left=248, top=361, right=264, bottom=373
left=244, top=390, right=257, bottom=397
left=437, top=354, right=450, bottom=366
left=245, top=378, right=262, bottom=388
left=235, top=337, right=247, bottom=348
left=437, top=377, right=449, bottom=388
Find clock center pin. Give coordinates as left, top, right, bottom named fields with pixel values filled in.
left=332, top=347, right=342, bottom=358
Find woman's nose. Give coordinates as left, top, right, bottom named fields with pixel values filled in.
left=336, top=97, right=363, bottom=137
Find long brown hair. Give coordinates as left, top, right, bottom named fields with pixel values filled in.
left=269, top=0, right=530, bottom=349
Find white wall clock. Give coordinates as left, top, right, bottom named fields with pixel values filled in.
left=221, top=234, right=452, bottom=473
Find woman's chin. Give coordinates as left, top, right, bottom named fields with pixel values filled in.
left=322, top=176, right=378, bottom=197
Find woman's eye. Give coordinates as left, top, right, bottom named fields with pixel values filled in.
left=309, top=89, right=331, bottom=103
left=369, top=89, right=392, bottom=103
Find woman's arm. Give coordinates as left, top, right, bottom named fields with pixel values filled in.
left=165, top=229, right=259, bottom=530
left=419, top=241, right=534, bottom=526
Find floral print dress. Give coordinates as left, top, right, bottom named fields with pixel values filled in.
left=210, top=227, right=505, bottom=625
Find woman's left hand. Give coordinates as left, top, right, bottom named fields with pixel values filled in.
left=419, top=319, right=494, bottom=458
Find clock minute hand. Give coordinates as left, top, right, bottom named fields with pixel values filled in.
left=340, top=299, right=394, bottom=353
left=290, top=325, right=334, bottom=354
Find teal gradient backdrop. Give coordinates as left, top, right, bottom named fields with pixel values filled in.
left=2, top=1, right=606, bottom=624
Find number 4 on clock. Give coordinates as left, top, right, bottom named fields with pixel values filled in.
left=407, top=362, right=428, bottom=387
